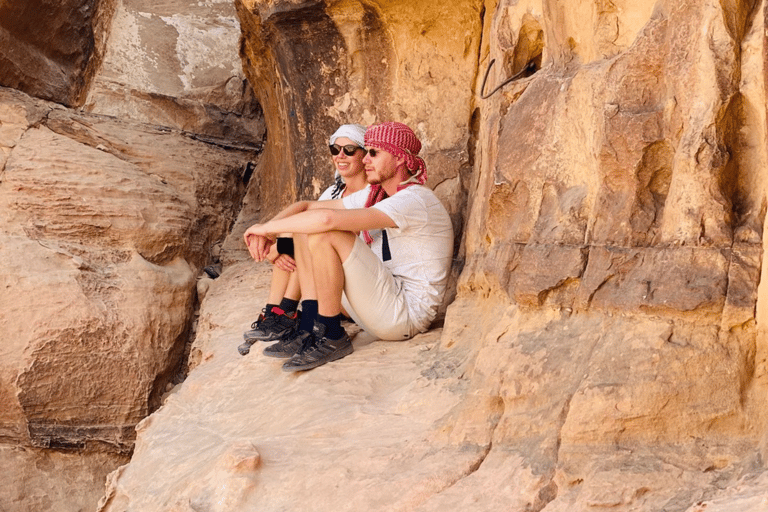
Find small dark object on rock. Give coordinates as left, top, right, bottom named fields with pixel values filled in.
left=203, top=263, right=222, bottom=279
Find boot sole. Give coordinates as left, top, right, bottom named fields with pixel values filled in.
left=242, top=329, right=292, bottom=343
left=262, top=348, right=297, bottom=359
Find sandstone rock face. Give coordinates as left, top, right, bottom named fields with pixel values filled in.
left=5, top=0, right=768, bottom=510
left=1, top=446, right=129, bottom=512
left=0, top=0, right=116, bottom=106
left=83, top=0, right=264, bottom=147
left=2, top=1, right=265, bottom=510
left=450, top=0, right=768, bottom=508
left=98, top=0, right=768, bottom=511
left=0, top=86, right=259, bottom=510
left=225, top=0, right=481, bottom=257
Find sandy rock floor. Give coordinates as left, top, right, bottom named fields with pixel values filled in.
left=99, top=260, right=473, bottom=511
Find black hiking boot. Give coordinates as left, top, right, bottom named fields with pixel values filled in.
left=262, top=328, right=314, bottom=359
left=239, top=307, right=300, bottom=356
left=282, top=322, right=353, bottom=372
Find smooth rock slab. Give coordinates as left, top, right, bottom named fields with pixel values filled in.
left=98, top=261, right=475, bottom=512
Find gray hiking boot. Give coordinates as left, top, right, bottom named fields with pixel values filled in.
left=262, top=328, right=314, bottom=359
left=282, top=322, right=353, bottom=372
left=239, top=307, right=300, bottom=356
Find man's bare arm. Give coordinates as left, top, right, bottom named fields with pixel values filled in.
left=248, top=207, right=396, bottom=240
left=243, top=197, right=368, bottom=261
left=252, top=197, right=345, bottom=228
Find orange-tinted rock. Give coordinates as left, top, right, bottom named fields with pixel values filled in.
left=5, top=0, right=768, bottom=510
left=0, top=85, right=259, bottom=510
left=0, top=0, right=115, bottom=106
left=226, top=0, right=483, bottom=257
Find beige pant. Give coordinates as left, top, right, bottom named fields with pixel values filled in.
left=340, top=237, right=417, bottom=340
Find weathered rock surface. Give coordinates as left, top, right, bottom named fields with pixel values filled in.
left=99, top=0, right=768, bottom=510
left=83, top=0, right=264, bottom=146
left=0, top=0, right=116, bottom=107
left=2, top=0, right=264, bottom=508
left=0, top=85, right=259, bottom=510
left=0, top=445, right=129, bottom=512
left=99, top=260, right=462, bottom=512
left=95, top=266, right=763, bottom=512
left=225, top=0, right=481, bottom=257
left=5, top=0, right=768, bottom=510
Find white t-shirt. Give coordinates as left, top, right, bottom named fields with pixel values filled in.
left=317, top=177, right=345, bottom=201
left=343, top=185, right=454, bottom=331
left=277, top=182, right=343, bottom=256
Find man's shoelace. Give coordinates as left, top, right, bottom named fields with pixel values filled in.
left=296, top=331, right=317, bottom=355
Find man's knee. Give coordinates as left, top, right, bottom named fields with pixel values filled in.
left=308, top=230, right=356, bottom=258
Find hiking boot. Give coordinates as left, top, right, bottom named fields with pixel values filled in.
left=238, top=307, right=300, bottom=356
left=262, top=328, right=314, bottom=359
left=282, top=322, right=353, bottom=372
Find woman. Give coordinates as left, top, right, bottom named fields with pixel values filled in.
left=238, top=124, right=368, bottom=355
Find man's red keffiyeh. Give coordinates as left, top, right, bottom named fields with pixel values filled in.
left=362, top=122, right=428, bottom=244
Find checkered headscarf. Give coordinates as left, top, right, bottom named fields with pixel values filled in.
left=362, top=122, right=427, bottom=244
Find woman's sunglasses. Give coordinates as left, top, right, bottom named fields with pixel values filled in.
left=329, top=144, right=362, bottom=157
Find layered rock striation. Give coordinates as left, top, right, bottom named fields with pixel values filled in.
left=0, top=1, right=263, bottom=510
left=0, top=87, right=255, bottom=450
left=0, top=85, right=260, bottom=509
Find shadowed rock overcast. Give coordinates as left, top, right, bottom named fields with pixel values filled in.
left=3, top=0, right=768, bottom=510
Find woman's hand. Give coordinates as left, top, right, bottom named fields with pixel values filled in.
left=243, top=224, right=276, bottom=261
left=265, top=244, right=296, bottom=272
left=273, top=254, right=297, bottom=272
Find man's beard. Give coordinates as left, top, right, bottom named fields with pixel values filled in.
left=366, top=167, right=395, bottom=185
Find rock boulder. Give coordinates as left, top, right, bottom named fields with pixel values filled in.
left=0, top=86, right=260, bottom=510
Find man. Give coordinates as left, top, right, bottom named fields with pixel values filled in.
left=243, top=122, right=453, bottom=371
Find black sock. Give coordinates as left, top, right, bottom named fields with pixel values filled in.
left=279, top=297, right=299, bottom=314
left=264, top=303, right=279, bottom=315
left=318, top=314, right=344, bottom=340
left=299, top=300, right=318, bottom=333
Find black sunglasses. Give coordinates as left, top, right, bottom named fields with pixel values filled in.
left=329, top=144, right=362, bottom=157
left=364, top=148, right=380, bottom=157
